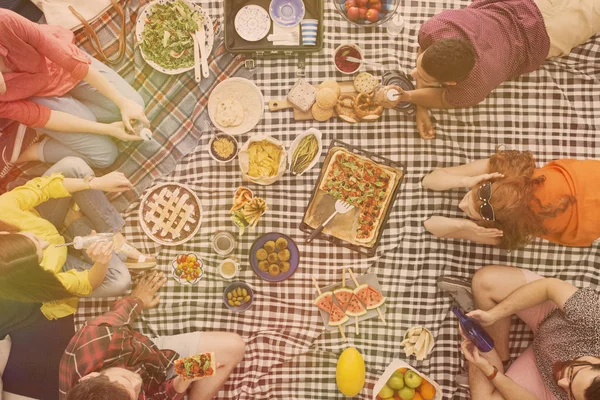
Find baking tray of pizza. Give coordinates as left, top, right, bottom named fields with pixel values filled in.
left=300, top=139, right=405, bottom=256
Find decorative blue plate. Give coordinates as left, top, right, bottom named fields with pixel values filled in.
left=269, top=0, right=305, bottom=28
left=250, top=232, right=300, bottom=282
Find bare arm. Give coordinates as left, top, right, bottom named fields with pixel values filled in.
left=463, top=341, right=537, bottom=400
left=424, top=216, right=502, bottom=245
left=43, top=109, right=111, bottom=135
left=405, top=87, right=454, bottom=109
left=422, top=159, right=490, bottom=190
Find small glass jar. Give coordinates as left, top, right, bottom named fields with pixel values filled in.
left=212, top=231, right=237, bottom=256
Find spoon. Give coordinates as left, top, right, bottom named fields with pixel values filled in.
left=345, top=56, right=384, bottom=70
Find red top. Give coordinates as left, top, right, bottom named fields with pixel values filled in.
left=418, top=0, right=549, bottom=107
left=0, top=9, right=90, bottom=128
left=58, top=298, right=184, bottom=400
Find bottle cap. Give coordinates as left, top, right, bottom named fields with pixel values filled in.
left=140, top=128, right=152, bottom=140
left=387, top=89, right=399, bottom=101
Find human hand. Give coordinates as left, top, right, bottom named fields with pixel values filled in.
left=0, top=71, right=6, bottom=95
left=118, top=98, right=150, bottom=131
left=461, top=173, right=504, bottom=189
left=392, top=87, right=411, bottom=103
left=416, top=107, right=435, bottom=139
left=460, top=219, right=503, bottom=238
left=105, top=121, right=144, bottom=141
left=90, top=171, right=133, bottom=193
left=461, top=339, right=493, bottom=373
left=86, top=240, right=114, bottom=265
left=467, top=309, right=499, bottom=327
left=130, top=270, right=166, bottom=309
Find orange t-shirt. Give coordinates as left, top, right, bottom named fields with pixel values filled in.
left=532, top=159, right=600, bottom=247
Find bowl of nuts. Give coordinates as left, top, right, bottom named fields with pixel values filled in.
left=223, top=281, right=254, bottom=313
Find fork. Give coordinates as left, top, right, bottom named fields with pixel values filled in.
left=307, top=200, right=354, bottom=243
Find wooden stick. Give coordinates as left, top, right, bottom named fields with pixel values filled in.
left=311, top=275, right=347, bottom=342
left=355, top=316, right=359, bottom=335
left=347, top=268, right=360, bottom=287
left=311, top=275, right=322, bottom=295
left=377, top=308, right=387, bottom=325
left=342, top=267, right=346, bottom=288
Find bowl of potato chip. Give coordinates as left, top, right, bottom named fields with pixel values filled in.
left=238, top=136, right=287, bottom=185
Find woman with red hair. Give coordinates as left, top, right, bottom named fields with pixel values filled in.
left=422, top=149, right=600, bottom=249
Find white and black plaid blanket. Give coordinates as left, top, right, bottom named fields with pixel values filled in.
left=75, top=1, right=600, bottom=399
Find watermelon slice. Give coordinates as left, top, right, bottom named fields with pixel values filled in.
left=333, top=288, right=354, bottom=310
left=314, top=291, right=333, bottom=313
left=354, top=284, right=385, bottom=310
left=345, top=294, right=367, bottom=317
left=328, top=303, right=349, bottom=326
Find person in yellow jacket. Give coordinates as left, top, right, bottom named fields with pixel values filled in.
left=0, top=156, right=153, bottom=322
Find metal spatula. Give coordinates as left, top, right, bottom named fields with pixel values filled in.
left=307, top=200, right=354, bottom=243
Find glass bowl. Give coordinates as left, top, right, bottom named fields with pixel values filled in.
left=332, top=0, right=399, bottom=28
left=223, top=281, right=254, bottom=313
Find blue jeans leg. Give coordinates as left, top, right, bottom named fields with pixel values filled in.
left=63, top=252, right=131, bottom=298
left=68, top=55, right=144, bottom=123
left=36, top=157, right=124, bottom=233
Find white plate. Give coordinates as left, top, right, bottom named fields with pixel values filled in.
left=235, top=5, right=271, bottom=42
left=208, top=78, right=265, bottom=135
left=372, top=360, right=443, bottom=400
left=288, top=127, right=322, bottom=176
left=136, top=0, right=214, bottom=75
left=315, top=273, right=386, bottom=332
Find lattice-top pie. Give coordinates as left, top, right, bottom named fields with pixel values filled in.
left=139, top=183, right=202, bottom=245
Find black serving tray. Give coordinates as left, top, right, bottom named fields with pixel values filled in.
left=299, top=139, right=406, bottom=256
left=224, top=0, right=324, bottom=57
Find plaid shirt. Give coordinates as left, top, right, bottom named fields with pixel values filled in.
left=58, top=297, right=183, bottom=400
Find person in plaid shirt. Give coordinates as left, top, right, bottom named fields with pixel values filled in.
left=59, top=271, right=245, bottom=400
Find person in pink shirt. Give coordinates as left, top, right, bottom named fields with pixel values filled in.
left=0, top=9, right=149, bottom=170
left=390, top=0, right=600, bottom=139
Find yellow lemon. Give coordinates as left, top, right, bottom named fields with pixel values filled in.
left=336, top=347, right=365, bottom=396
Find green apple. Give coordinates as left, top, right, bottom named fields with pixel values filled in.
left=404, top=370, right=423, bottom=389
left=378, top=384, right=394, bottom=399
left=397, top=386, right=416, bottom=400
left=387, top=374, right=404, bottom=390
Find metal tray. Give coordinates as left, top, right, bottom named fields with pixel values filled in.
left=223, top=0, right=324, bottom=55
left=300, top=139, right=406, bottom=256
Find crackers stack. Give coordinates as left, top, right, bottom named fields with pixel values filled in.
left=312, top=80, right=341, bottom=122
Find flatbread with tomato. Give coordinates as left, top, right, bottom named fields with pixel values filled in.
left=174, top=352, right=216, bottom=380
left=319, top=149, right=397, bottom=243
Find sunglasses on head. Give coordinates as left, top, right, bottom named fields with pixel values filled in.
left=477, top=182, right=495, bottom=221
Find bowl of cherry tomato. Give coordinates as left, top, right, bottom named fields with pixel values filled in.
left=172, top=253, right=204, bottom=284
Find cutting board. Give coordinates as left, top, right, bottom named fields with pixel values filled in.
left=268, top=81, right=359, bottom=121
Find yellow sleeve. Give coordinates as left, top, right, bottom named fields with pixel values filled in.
left=55, top=269, right=92, bottom=297
left=0, top=173, right=70, bottom=211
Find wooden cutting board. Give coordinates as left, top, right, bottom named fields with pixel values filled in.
left=268, top=81, right=358, bottom=121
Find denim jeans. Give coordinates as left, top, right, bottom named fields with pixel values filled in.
left=36, top=157, right=131, bottom=297
left=30, top=55, right=144, bottom=168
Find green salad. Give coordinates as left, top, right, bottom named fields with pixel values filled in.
left=140, top=0, right=204, bottom=70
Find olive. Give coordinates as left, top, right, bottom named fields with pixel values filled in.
left=228, top=300, right=235, bottom=306
left=234, top=301, right=241, bottom=306
left=227, top=292, right=232, bottom=300
left=242, top=288, right=248, bottom=297
left=244, top=296, right=251, bottom=302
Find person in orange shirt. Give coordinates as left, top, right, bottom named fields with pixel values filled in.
left=421, top=149, right=600, bottom=249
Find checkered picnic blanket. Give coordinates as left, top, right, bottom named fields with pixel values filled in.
left=72, top=0, right=600, bottom=399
